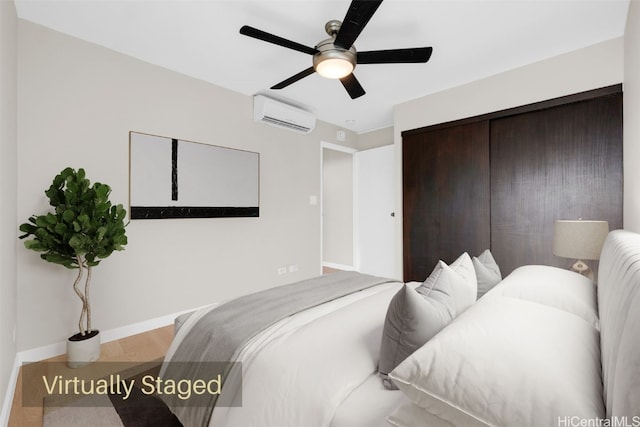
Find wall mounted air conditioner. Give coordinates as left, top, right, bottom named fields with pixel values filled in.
left=253, top=95, right=316, bottom=134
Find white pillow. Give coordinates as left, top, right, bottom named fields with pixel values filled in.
left=472, top=249, right=502, bottom=299
left=489, top=265, right=599, bottom=329
left=389, top=296, right=604, bottom=427
left=378, top=261, right=457, bottom=389
left=445, top=252, right=477, bottom=314
left=387, top=402, right=463, bottom=427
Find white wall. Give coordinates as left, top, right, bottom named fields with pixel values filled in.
left=624, top=0, right=640, bottom=232
left=356, top=126, right=393, bottom=151
left=16, top=20, right=357, bottom=352
left=322, top=148, right=354, bottom=268
left=0, top=0, right=18, bottom=418
left=393, top=37, right=624, bottom=279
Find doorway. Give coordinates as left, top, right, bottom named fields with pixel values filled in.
left=321, top=142, right=356, bottom=271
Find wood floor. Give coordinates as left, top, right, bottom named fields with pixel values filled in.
left=8, top=270, right=339, bottom=426
left=322, top=266, right=343, bottom=274
left=8, top=325, right=174, bottom=427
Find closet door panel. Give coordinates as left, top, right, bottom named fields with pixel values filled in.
left=403, top=121, right=491, bottom=282
left=490, top=93, right=623, bottom=276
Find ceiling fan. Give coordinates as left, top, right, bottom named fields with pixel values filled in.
left=239, top=0, right=433, bottom=99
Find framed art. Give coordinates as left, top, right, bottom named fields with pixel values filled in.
left=129, top=132, right=259, bottom=219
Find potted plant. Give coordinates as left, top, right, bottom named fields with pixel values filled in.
left=19, top=167, right=128, bottom=368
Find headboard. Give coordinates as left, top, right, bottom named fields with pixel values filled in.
left=597, top=230, right=640, bottom=417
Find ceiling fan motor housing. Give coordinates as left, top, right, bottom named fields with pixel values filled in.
left=313, top=38, right=357, bottom=76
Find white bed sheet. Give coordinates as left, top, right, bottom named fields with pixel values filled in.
left=201, top=280, right=405, bottom=427
left=330, top=373, right=408, bottom=427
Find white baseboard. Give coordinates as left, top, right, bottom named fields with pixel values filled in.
left=16, top=341, right=66, bottom=365
left=0, top=305, right=210, bottom=426
left=322, top=261, right=356, bottom=271
left=98, top=309, right=192, bottom=345
left=17, top=306, right=209, bottom=363
left=0, top=356, right=20, bottom=427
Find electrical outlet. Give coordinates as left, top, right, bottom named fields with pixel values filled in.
left=277, top=267, right=287, bottom=275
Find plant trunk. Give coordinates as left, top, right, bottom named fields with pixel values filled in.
left=72, top=256, right=87, bottom=335
left=85, top=265, right=92, bottom=333
left=72, top=255, right=92, bottom=336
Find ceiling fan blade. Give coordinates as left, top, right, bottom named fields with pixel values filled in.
left=271, top=67, right=316, bottom=90
left=340, top=73, right=366, bottom=99
left=334, top=0, right=383, bottom=49
left=240, top=25, right=318, bottom=56
left=358, top=47, right=433, bottom=64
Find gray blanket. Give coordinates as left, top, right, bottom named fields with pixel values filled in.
left=161, top=271, right=396, bottom=427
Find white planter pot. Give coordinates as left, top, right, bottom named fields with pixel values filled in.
left=66, top=330, right=100, bottom=368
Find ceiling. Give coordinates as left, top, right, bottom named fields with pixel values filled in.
left=14, top=0, right=630, bottom=134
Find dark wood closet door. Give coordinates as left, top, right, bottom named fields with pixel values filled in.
left=490, top=93, right=623, bottom=275
left=403, top=121, right=491, bottom=282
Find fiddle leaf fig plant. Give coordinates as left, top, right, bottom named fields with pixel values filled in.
left=19, top=167, right=128, bottom=337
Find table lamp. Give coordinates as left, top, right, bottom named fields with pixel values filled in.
left=552, top=219, right=609, bottom=281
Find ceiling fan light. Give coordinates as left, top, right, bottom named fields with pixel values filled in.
left=316, top=57, right=354, bottom=79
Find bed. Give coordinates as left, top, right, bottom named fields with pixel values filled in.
left=159, top=249, right=483, bottom=427
left=160, top=271, right=411, bottom=427
left=159, top=233, right=640, bottom=427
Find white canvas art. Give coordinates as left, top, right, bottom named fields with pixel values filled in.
left=129, top=132, right=259, bottom=219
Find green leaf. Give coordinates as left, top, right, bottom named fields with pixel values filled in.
left=97, top=226, right=107, bottom=240
left=19, top=167, right=128, bottom=270
left=95, top=184, right=109, bottom=199
left=66, top=180, right=79, bottom=194
left=19, top=223, right=36, bottom=234
left=54, top=223, right=67, bottom=235
left=35, top=216, right=48, bottom=227
left=96, top=203, right=110, bottom=213
left=68, top=235, right=88, bottom=253
left=43, top=253, right=77, bottom=269
left=62, top=210, right=75, bottom=223
left=24, top=240, right=45, bottom=251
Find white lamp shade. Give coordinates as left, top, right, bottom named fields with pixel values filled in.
left=552, top=220, right=609, bottom=260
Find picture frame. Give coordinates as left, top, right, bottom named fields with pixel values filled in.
left=129, top=132, right=260, bottom=219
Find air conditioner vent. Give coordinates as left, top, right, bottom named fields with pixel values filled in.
left=253, top=95, right=316, bottom=134
left=261, top=116, right=313, bottom=133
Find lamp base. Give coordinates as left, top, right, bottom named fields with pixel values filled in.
left=570, top=259, right=594, bottom=281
